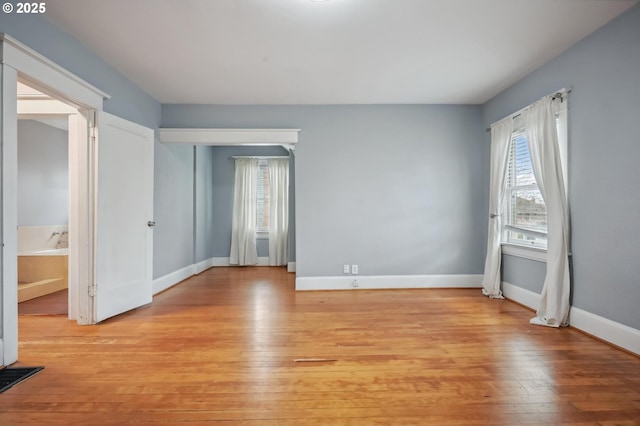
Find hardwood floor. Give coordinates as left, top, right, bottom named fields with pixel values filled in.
left=2, top=267, right=639, bottom=425
left=18, top=289, right=68, bottom=316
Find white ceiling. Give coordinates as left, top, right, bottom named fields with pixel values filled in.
left=44, top=0, right=637, bottom=105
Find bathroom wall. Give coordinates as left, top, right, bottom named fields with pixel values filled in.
left=18, top=119, right=68, bottom=226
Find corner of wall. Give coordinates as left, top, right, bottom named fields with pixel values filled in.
left=502, top=282, right=640, bottom=356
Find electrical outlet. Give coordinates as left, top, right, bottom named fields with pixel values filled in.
left=351, top=264, right=359, bottom=275
left=343, top=264, right=350, bottom=274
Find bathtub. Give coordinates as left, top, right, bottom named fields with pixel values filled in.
left=18, top=248, right=69, bottom=302
left=18, top=248, right=69, bottom=256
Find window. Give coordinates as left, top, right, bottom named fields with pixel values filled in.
left=256, top=160, right=270, bottom=234
left=505, top=129, right=547, bottom=248
left=503, top=108, right=567, bottom=250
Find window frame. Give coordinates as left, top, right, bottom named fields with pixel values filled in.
left=500, top=98, right=568, bottom=261
left=503, top=127, right=548, bottom=249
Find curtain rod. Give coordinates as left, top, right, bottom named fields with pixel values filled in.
left=230, top=156, right=289, bottom=160
left=484, top=88, right=571, bottom=133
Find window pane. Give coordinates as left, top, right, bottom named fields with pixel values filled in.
left=513, top=134, right=536, bottom=186
left=506, top=132, right=547, bottom=248
left=510, top=188, right=547, bottom=232
left=256, top=163, right=270, bottom=232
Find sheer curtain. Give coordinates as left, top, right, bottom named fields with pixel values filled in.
left=229, top=158, right=259, bottom=266
left=523, top=98, right=571, bottom=327
left=482, top=118, right=513, bottom=298
left=267, top=158, right=289, bottom=266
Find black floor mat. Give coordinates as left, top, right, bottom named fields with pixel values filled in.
left=0, top=367, right=44, bottom=393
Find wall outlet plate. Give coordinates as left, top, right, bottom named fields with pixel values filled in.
left=343, top=264, right=350, bottom=274
left=351, top=264, right=358, bottom=275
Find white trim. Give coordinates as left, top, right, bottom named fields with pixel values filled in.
left=212, top=256, right=275, bottom=267
left=296, top=274, right=482, bottom=291
left=502, top=281, right=541, bottom=310
left=194, top=258, right=214, bottom=275
left=67, top=114, right=79, bottom=321
left=570, top=307, right=640, bottom=356
left=70, top=110, right=93, bottom=325
left=1, top=34, right=109, bottom=109
left=152, top=257, right=215, bottom=295
left=502, top=281, right=640, bottom=355
left=17, top=99, right=77, bottom=115
left=159, top=128, right=300, bottom=147
left=212, top=257, right=232, bottom=267
left=152, top=264, right=196, bottom=295
left=287, top=262, right=296, bottom=273
left=502, top=243, right=547, bottom=262
left=1, top=65, right=19, bottom=365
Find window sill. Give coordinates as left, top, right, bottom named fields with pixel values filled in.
left=501, top=243, right=547, bottom=263
left=256, top=231, right=269, bottom=240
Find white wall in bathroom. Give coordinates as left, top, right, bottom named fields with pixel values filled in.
left=18, top=119, right=69, bottom=226
left=17, top=225, right=69, bottom=252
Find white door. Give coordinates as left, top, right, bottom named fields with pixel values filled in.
left=94, top=112, right=154, bottom=322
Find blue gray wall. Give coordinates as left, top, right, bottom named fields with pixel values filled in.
left=194, top=145, right=214, bottom=263
left=209, top=146, right=292, bottom=260
left=153, top=144, right=194, bottom=278
left=162, top=104, right=485, bottom=277
left=483, top=4, right=640, bottom=329
left=17, top=120, right=68, bottom=226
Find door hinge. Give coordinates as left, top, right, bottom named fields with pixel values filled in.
left=89, top=110, right=97, bottom=138
left=88, top=284, right=97, bottom=297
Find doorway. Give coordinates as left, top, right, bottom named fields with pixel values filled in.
left=16, top=81, right=75, bottom=316
left=17, top=81, right=78, bottom=315
left=1, top=34, right=105, bottom=365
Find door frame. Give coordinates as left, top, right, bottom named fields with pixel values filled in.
left=1, top=34, right=109, bottom=365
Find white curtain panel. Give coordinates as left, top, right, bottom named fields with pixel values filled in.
left=482, top=118, right=513, bottom=298
left=230, top=158, right=259, bottom=266
left=267, top=158, right=289, bottom=266
left=523, top=98, right=571, bottom=327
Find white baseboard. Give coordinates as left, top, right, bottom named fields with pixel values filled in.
left=502, top=281, right=540, bottom=310
left=212, top=256, right=279, bottom=267
left=195, top=258, right=214, bottom=274
left=570, top=306, right=640, bottom=355
left=153, top=264, right=196, bottom=295
left=502, top=281, right=640, bottom=355
left=287, top=262, right=296, bottom=273
left=212, top=257, right=230, bottom=267
left=152, top=257, right=216, bottom=295
left=296, top=274, right=482, bottom=291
